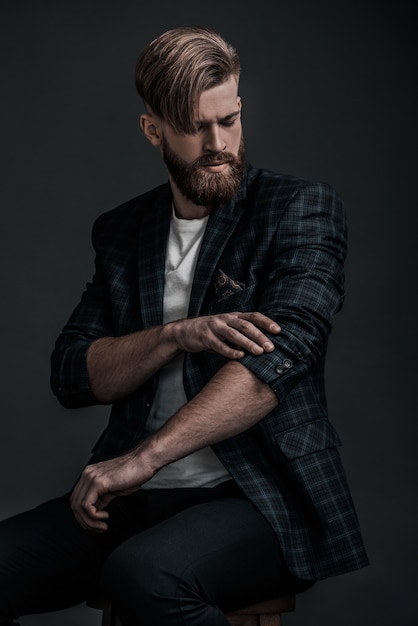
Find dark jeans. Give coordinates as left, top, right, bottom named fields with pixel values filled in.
left=0, top=481, right=313, bottom=625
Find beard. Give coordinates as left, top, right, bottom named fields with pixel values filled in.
left=162, top=135, right=245, bottom=207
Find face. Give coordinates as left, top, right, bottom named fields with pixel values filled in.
left=160, top=76, right=245, bottom=206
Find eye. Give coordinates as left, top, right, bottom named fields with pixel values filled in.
left=220, top=120, right=235, bottom=127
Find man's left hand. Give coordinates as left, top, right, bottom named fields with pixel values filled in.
left=70, top=448, right=154, bottom=531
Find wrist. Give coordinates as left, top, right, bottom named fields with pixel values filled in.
left=133, top=432, right=169, bottom=477
left=163, top=319, right=183, bottom=351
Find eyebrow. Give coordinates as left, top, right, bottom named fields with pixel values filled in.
left=195, top=110, right=241, bottom=126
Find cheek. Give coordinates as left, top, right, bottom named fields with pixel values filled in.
left=177, top=139, right=202, bottom=162
left=231, top=128, right=243, bottom=153
left=163, top=128, right=201, bottom=161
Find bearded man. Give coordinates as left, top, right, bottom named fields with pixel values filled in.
left=0, top=27, right=368, bottom=626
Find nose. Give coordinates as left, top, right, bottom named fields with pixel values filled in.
left=203, top=125, right=226, bottom=153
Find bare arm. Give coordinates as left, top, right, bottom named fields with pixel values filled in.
left=70, top=360, right=278, bottom=531
left=86, top=324, right=179, bottom=403
left=149, top=360, right=278, bottom=462
left=87, top=311, right=280, bottom=403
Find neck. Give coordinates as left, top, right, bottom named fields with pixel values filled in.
left=169, top=178, right=211, bottom=220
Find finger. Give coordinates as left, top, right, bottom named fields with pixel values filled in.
left=70, top=474, right=110, bottom=529
left=224, top=326, right=268, bottom=354
left=239, top=312, right=281, bottom=333
left=206, top=334, right=246, bottom=358
left=220, top=319, right=275, bottom=354
left=74, top=497, right=110, bottom=530
left=74, top=509, right=109, bottom=532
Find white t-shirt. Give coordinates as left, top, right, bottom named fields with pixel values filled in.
left=141, top=208, right=231, bottom=489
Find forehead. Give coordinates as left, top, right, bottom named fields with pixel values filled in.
left=196, top=75, right=240, bottom=121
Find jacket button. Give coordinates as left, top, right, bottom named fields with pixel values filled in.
left=275, top=366, right=284, bottom=374
left=283, top=359, right=293, bottom=368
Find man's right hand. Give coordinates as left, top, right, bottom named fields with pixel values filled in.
left=169, top=311, right=280, bottom=359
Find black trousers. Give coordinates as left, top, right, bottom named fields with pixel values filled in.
left=0, top=481, right=313, bottom=625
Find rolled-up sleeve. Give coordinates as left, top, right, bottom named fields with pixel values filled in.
left=239, top=181, right=347, bottom=403
left=50, top=216, right=115, bottom=408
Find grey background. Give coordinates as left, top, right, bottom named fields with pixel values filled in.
left=1, top=1, right=417, bottom=625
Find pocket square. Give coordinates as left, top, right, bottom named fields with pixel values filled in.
left=214, top=268, right=246, bottom=302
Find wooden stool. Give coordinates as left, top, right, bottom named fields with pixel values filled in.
left=87, top=594, right=295, bottom=626
left=226, top=596, right=295, bottom=625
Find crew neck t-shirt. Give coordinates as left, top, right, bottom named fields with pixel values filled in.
left=142, top=208, right=231, bottom=489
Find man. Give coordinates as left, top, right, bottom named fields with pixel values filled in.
left=0, top=26, right=368, bottom=625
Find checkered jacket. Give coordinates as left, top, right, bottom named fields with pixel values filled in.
left=51, top=164, right=369, bottom=580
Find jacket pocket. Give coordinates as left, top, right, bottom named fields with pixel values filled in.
left=274, top=418, right=341, bottom=461
left=209, top=282, right=258, bottom=313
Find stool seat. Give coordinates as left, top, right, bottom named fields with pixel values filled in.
left=87, top=594, right=295, bottom=626
left=226, top=596, right=295, bottom=625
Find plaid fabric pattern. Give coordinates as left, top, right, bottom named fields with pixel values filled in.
left=50, top=165, right=368, bottom=580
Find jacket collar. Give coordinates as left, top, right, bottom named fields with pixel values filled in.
left=188, top=166, right=249, bottom=317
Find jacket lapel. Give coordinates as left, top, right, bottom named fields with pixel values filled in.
left=137, top=184, right=172, bottom=329
left=188, top=182, right=247, bottom=318
left=136, top=170, right=249, bottom=326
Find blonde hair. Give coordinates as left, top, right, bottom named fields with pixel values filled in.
left=134, top=27, right=240, bottom=134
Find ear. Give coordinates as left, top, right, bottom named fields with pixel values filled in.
left=140, top=113, right=163, bottom=147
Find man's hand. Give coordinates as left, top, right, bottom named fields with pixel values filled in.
left=170, top=311, right=280, bottom=359
left=70, top=447, right=155, bottom=532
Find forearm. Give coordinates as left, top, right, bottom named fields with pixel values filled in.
left=87, top=323, right=180, bottom=403
left=70, top=358, right=278, bottom=531
left=140, top=360, right=278, bottom=473
left=87, top=312, right=280, bottom=403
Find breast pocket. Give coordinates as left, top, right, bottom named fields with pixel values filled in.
left=209, top=282, right=258, bottom=314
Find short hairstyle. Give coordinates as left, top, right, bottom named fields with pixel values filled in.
left=134, top=26, right=241, bottom=134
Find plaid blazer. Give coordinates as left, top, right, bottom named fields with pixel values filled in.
left=51, top=164, right=369, bottom=581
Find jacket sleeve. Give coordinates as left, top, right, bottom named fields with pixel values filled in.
left=50, top=215, right=115, bottom=408
left=239, top=180, right=347, bottom=403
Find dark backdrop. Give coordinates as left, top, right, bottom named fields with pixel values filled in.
left=1, top=2, right=417, bottom=625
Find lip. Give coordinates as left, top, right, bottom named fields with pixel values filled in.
left=201, top=161, right=230, bottom=172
